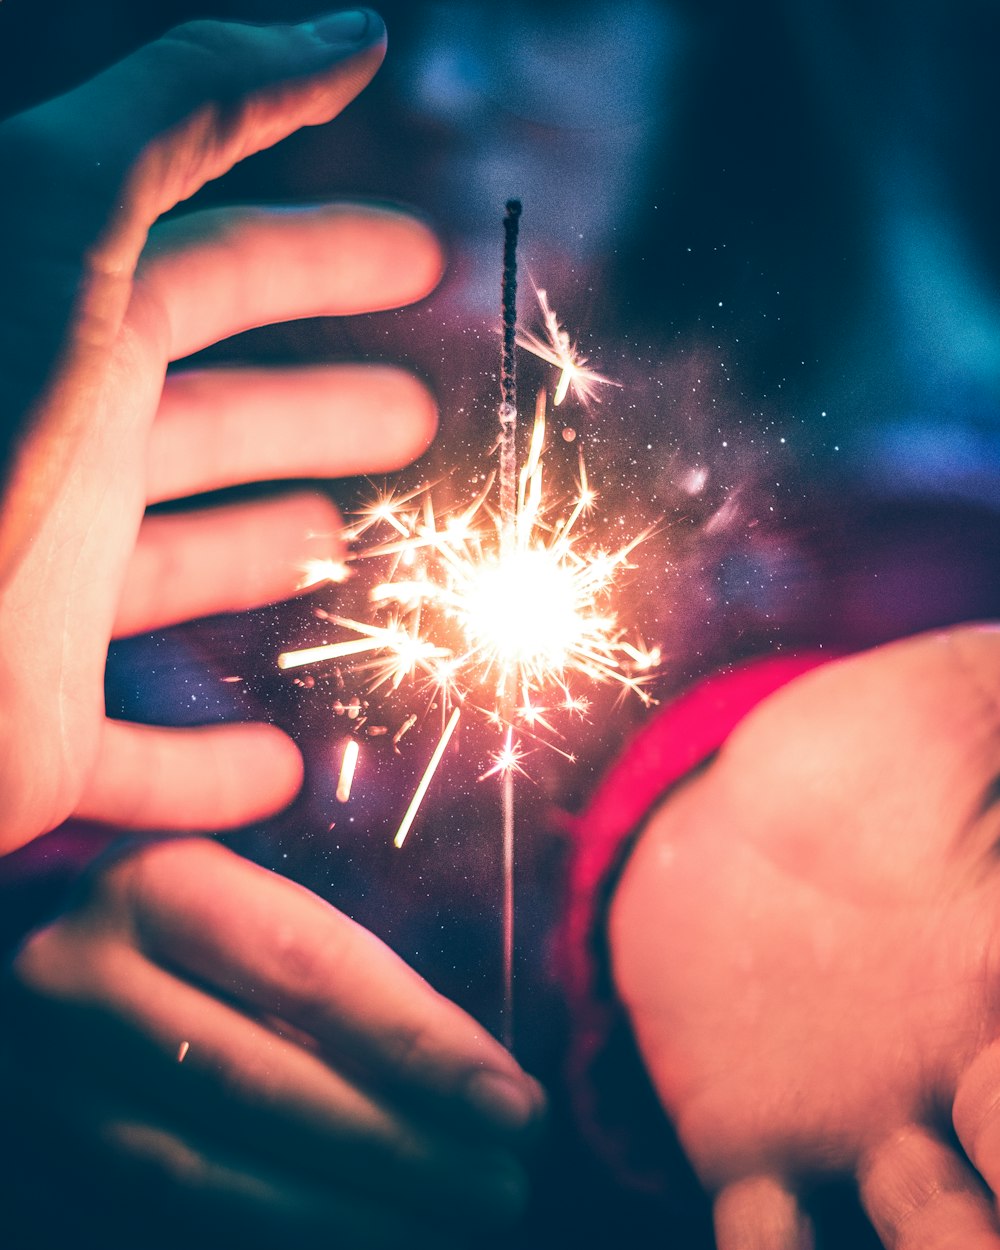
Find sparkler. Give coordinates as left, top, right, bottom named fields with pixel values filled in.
left=498, top=201, right=521, bottom=1048
left=277, top=204, right=659, bottom=1047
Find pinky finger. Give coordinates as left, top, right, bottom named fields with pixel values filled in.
left=713, top=1175, right=814, bottom=1250
left=73, top=719, right=303, bottom=831
left=94, top=1114, right=462, bottom=1250
left=859, top=1124, right=1000, bottom=1250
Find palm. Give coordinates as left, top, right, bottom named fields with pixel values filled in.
left=612, top=626, right=1000, bottom=1247
left=0, top=21, right=442, bottom=852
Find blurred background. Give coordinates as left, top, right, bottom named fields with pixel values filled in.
left=2, top=2, right=999, bottom=1246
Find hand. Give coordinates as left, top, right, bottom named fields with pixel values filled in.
left=0, top=10, right=443, bottom=853
left=2, top=836, right=542, bottom=1248
left=610, top=625, right=1000, bottom=1249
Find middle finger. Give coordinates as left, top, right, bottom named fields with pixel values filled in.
left=147, top=364, right=437, bottom=505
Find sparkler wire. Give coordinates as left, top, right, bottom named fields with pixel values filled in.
left=499, top=198, right=521, bottom=1050
left=499, top=200, right=521, bottom=546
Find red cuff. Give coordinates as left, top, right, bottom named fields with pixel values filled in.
left=559, top=650, right=837, bottom=1190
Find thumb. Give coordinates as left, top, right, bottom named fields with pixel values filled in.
left=0, top=9, right=386, bottom=463
left=69, top=9, right=388, bottom=257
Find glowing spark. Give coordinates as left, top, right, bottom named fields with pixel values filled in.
left=278, top=637, right=385, bottom=669
left=177, top=1041, right=190, bottom=1063
left=348, top=486, right=426, bottom=541
left=278, top=617, right=449, bottom=689
left=516, top=287, right=621, bottom=407
left=299, top=557, right=350, bottom=589
left=279, top=399, right=658, bottom=738
left=620, top=641, right=663, bottom=670
left=336, top=738, right=360, bottom=803
left=480, top=730, right=527, bottom=782
left=393, top=714, right=418, bottom=751
left=394, top=707, right=462, bottom=848
left=563, top=693, right=590, bottom=717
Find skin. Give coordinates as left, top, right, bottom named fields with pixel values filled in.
left=0, top=11, right=542, bottom=1244
left=0, top=9, right=444, bottom=851
left=4, top=837, right=538, bottom=1247
left=611, top=624, right=1000, bottom=1249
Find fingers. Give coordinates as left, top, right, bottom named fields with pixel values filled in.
left=73, top=721, right=303, bottom=831
left=4, top=987, right=488, bottom=1250
left=12, top=932, right=523, bottom=1230
left=137, top=204, right=444, bottom=363
left=95, top=1115, right=466, bottom=1250
left=0, top=1063, right=468, bottom=1250
left=125, top=839, right=544, bottom=1138
left=147, top=366, right=438, bottom=504
left=954, top=1040, right=1000, bottom=1199
left=713, top=1175, right=814, bottom=1250
left=114, top=491, right=343, bottom=636
left=858, top=1124, right=1000, bottom=1249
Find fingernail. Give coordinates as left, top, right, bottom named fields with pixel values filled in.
left=466, top=1070, right=543, bottom=1132
left=302, top=9, right=384, bottom=48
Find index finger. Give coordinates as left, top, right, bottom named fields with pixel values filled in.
left=122, top=839, right=544, bottom=1138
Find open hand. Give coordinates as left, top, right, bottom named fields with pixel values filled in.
left=611, top=625, right=1000, bottom=1248
left=0, top=10, right=442, bottom=852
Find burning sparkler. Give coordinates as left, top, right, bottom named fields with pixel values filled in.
left=516, top=285, right=622, bottom=407
left=275, top=395, right=660, bottom=810
left=277, top=204, right=659, bottom=1046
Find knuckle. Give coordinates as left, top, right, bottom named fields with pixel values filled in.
left=154, top=19, right=277, bottom=103
left=268, top=917, right=334, bottom=1024
left=268, top=906, right=368, bottom=1031
left=81, top=849, right=140, bottom=911
left=10, top=922, right=131, bottom=1010
left=382, top=1019, right=435, bottom=1080
left=158, top=19, right=238, bottom=74
left=271, top=920, right=321, bottom=985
